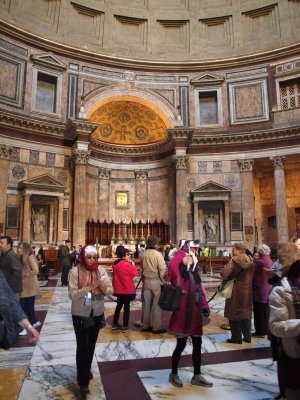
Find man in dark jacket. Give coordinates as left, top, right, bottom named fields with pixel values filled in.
left=58, top=240, right=71, bottom=286
left=0, top=236, right=22, bottom=294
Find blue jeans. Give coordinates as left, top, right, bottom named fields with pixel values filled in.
left=20, top=296, right=37, bottom=325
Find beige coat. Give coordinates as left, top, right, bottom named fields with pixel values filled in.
left=142, top=249, right=167, bottom=282
left=20, top=254, right=40, bottom=298
left=68, top=265, right=112, bottom=317
left=269, top=277, right=300, bottom=359
left=221, top=253, right=254, bottom=321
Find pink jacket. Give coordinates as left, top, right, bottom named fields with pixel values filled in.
left=168, top=250, right=209, bottom=335
left=112, top=260, right=138, bottom=295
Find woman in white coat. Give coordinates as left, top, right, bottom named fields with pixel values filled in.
left=269, top=260, right=300, bottom=400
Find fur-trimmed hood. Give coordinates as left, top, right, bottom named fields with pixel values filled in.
left=232, top=253, right=253, bottom=270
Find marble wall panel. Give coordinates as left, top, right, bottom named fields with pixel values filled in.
left=189, top=160, right=198, bottom=174
left=87, top=176, right=98, bottom=220
left=223, top=173, right=241, bottom=191
left=55, top=154, right=65, bottom=168
left=39, top=152, right=46, bottom=166
left=7, top=195, right=19, bottom=205
left=28, top=166, right=54, bottom=178
left=199, top=175, right=222, bottom=185
left=9, top=163, right=26, bottom=182
left=110, top=181, right=136, bottom=221
left=0, top=57, right=18, bottom=98
left=148, top=178, right=169, bottom=222
left=231, top=231, right=242, bottom=240
left=19, top=149, right=30, bottom=163
left=111, top=170, right=134, bottom=179
left=0, top=159, right=9, bottom=233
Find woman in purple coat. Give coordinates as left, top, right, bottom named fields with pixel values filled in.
left=252, top=244, right=273, bottom=337
left=167, top=243, right=212, bottom=389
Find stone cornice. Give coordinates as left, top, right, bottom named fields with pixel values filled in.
left=0, top=111, right=66, bottom=137
left=190, top=126, right=300, bottom=147
left=90, top=136, right=173, bottom=157
left=1, top=19, right=300, bottom=71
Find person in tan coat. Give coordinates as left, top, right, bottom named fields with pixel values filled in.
left=220, top=242, right=254, bottom=344
left=18, top=243, right=40, bottom=335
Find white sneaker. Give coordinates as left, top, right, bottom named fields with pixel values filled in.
left=19, top=329, right=27, bottom=336
left=33, top=321, right=41, bottom=328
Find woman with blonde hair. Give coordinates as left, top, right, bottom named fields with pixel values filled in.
left=18, top=242, right=41, bottom=335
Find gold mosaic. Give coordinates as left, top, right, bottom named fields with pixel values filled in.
left=89, top=101, right=167, bottom=145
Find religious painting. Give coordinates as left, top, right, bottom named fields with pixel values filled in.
left=31, top=205, right=49, bottom=242
left=6, top=206, right=19, bottom=228
left=231, top=212, right=242, bottom=231
left=115, top=191, right=129, bottom=209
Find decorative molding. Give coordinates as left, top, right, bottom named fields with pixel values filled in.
left=269, top=155, right=287, bottom=169
left=226, top=67, right=268, bottom=82
left=72, top=149, right=91, bottom=165
left=0, top=111, right=66, bottom=137
left=190, top=72, right=224, bottom=86
left=0, top=38, right=28, bottom=59
left=237, top=159, right=254, bottom=172
left=191, top=126, right=300, bottom=147
left=0, top=144, right=12, bottom=160
left=71, top=2, right=103, bottom=17
left=30, top=53, right=67, bottom=71
left=99, top=168, right=111, bottom=179
left=134, top=170, right=148, bottom=180
left=172, top=154, right=189, bottom=170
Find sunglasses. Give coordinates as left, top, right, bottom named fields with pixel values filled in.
left=86, top=256, right=98, bottom=260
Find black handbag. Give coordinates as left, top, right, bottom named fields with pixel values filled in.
left=158, top=275, right=184, bottom=312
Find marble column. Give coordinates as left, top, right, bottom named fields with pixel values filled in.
left=224, top=200, right=231, bottom=244
left=22, top=194, right=31, bottom=242
left=173, top=155, right=189, bottom=243
left=168, top=164, right=176, bottom=242
left=237, top=159, right=255, bottom=251
left=99, top=168, right=111, bottom=222
left=270, top=156, right=289, bottom=242
left=57, top=197, right=64, bottom=244
left=193, top=200, right=199, bottom=240
left=135, top=170, right=148, bottom=223
left=72, top=149, right=90, bottom=247
left=0, top=145, right=12, bottom=235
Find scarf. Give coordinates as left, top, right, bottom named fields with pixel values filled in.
left=78, top=245, right=100, bottom=292
left=289, top=279, right=300, bottom=319
left=179, top=262, right=202, bottom=331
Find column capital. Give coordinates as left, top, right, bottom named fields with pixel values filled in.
left=72, top=149, right=90, bottom=165
left=99, top=168, right=111, bottom=179
left=172, top=155, right=189, bottom=170
left=237, top=159, right=254, bottom=172
left=134, top=170, right=148, bottom=180
left=0, top=144, right=12, bottom=160
left=224, top=199, right=230, bottom=206
left=270, top=155, right=286, bottom=170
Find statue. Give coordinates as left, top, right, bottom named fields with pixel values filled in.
left=203, top=213, right=219, bottom=242
left=31, top=207, right=47, bottom=241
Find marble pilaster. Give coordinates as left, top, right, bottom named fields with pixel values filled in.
left=237, top=159, right=255, bottom=251
left=193, top=201, right=199, bottom=240
left=0, top=146, right=11, bottom=235
left=22, top=194, right=30, bottom=242
left=270, top=156, right=289, bottom=242
left=72, top=149, right=90, bottom=246
left=224, top=200, right=231, bottom=244
left=135, top=170, right=148, bottom=223
left=173, top=155, right=189, bottom=242
left=168, top=164, right=176, bottom=242
left=57, top=197, right=64, bottom=244
left=99, top=168, right=111, bottom=222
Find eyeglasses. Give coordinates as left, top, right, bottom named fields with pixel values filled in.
left=86, top=256, right=98, bottom=260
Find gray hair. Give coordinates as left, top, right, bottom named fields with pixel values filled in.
left=84, top=245, right=97, bottom=257
left=257, top=244, right=271, bottom=256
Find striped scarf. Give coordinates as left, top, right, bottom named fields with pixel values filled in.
left=289, top=279, right=300, bottom=319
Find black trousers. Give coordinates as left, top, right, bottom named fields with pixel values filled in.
left=61, top=265, right=71, bottom=286
left=229, top=319, right=251, bottom=341
left=20, top=296, right=37, bottom=325
left=172, top=336, right=202, bottom=375
left=72, top=314, right=103, bottom=387
left=253, top=302, right=268, bottom=335
left=113, top=294, right=133, bottom=326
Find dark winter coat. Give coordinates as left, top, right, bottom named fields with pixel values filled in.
left=221, top=253, right=254, bottom=321
left=252, top=255, right=273, bottom=303
left=0, top=248, right=23, bottom=293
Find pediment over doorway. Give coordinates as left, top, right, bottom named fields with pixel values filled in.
left=191, top=180, right=231, bottom=201
left=18, top=174, right=66, bottom=193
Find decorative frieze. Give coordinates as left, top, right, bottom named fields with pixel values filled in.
left=134, top=170, right=148, bottom=180
left=99, top=168, right=111, bottom=179
left=72, top=149, right=90, bottom=165
left=270, top=156, right=286, bottom=170
left=172, top=155, right=189, bottom=170
left=0, top=144, right=12, bottom=160
left=237, top=159, right=254, bottom=172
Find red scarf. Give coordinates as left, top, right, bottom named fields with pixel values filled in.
left=80, top=245, right=98, bottom=272
left=78, top=245, right=100, bottom=292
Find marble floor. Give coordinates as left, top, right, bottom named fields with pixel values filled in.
left=0, top=273, right=279, bottom=400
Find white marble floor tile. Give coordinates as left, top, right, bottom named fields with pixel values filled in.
left=138, top=358, right=278, bottom=400
left=0, top=347, right=34, bottom=369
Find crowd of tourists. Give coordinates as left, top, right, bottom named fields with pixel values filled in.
left=1, top=234, right=300, bottom=399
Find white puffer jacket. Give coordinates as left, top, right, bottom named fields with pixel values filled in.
left=269, top=277, right=300, bottom=358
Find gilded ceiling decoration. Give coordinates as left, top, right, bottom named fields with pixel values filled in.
left=89, top=101, right=167, bottom=145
